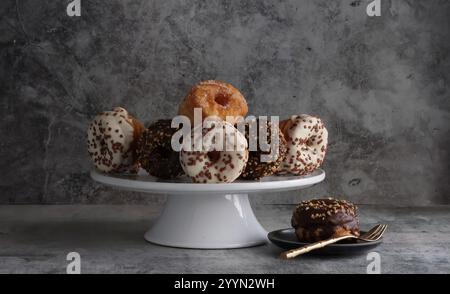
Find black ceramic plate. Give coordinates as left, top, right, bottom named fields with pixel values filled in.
left=268, top=228, right=383, bottom=255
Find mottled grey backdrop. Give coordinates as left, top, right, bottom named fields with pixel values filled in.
left=1, top=0, right=449, bottom=205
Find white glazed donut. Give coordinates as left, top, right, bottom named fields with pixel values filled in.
left=87, top=107, right=144, bottom=173
left=180, top=119, right=248, bottom=183
left=279, top=114, right=328, bottom=175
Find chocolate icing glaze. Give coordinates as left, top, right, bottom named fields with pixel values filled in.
left=136, top=120, right=183, bottom=179
left=240, top=119, right=287, bottom=180
left=291, top=198, right=360, bottom=242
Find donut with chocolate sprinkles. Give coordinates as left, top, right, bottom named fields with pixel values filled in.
left=136, top=120, right=183, bottom=179
left=239, top=118, right=287, bottom=180
left=87, top=107, right=144, bottom=173
left=279, top=114, right=328, bottom=176
left=291, top=198, right=360, bottom=242
left=179, top=119, right=248, bottom=183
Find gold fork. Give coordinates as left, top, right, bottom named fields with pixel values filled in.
left=280, top=224, right=387, bottom=259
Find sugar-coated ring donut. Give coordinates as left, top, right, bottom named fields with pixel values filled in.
left=178, top=80, right=248, bottom=125
left=279, top=114, right=328, bottom=176
left=136, top=120, right=183, bottom=179
left=87, top=107, right=144, bottom=173
left=240, top=118, right=288, bottom=180
left=179, top=119, right=248, bottom=183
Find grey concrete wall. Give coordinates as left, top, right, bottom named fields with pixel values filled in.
left=1, top=0, right=449, bottom=205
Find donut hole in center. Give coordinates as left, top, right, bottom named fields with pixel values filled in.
left=214, top=93, right=230, bottom=107
left=207, top=151, right=221, bottom=164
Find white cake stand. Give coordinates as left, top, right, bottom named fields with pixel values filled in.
left=90, top=169, right=325, bottom=249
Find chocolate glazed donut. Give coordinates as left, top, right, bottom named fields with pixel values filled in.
left=136, top=120, right=183, bottom=179
left=240, top=118, right=287, bottom=180
left=291, top=198, right=360, bottom=242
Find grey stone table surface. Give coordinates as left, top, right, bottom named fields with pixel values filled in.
left=0, top=204, right=449, bottom=274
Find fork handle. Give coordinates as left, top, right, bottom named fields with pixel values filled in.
left=280, top=235, right=355, bottom=259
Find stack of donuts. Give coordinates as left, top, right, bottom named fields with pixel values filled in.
left=87, top=80, right=328, bottom=183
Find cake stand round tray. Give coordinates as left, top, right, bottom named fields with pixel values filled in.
left=91, top=169, right=325, bottom=249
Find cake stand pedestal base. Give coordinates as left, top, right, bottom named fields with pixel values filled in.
left=144, top=193, right=267, bottom=249
left=90, top=168, right=325, bottom=249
